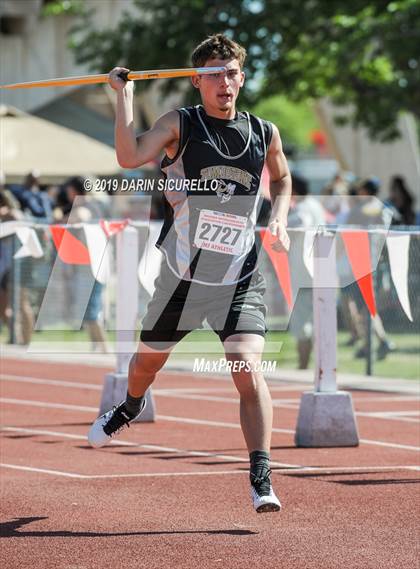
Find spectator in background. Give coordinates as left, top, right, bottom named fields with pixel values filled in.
left=61, top=176, right=106, bottom=222
left=0, top=171, right=34, bottom=344
left=0, top=171, right=21, bottom=333
left=345, top=177, right=395, bottom=360
left=10, top=171, right=53, bottom=220
left=321, top=172, right=350, bottom=223
left=347, top=177, right=393, bottom=226
left=387, top=175, right=416, bottom=226
left=0, top=173, right=23, bottom=222
left=60, top=176, right=109, bottom=353
left=287, top=174, right=326, bottom=369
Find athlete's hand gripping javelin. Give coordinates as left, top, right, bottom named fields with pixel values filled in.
left=108, top=67, right=134, bottom=91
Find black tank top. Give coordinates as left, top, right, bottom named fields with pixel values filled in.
left=156, top=105, right=273, bottom=285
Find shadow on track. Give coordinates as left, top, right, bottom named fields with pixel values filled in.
left=0, top=517, right=258, bottom=538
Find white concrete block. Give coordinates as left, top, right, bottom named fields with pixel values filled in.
left=295, top=391, right=359, bottom=447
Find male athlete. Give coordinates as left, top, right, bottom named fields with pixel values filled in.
left=88, top=34, right=291, bottom=513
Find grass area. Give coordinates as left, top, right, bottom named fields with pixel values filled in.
left=173, top=330, right=420, bottom=381
left=1, top=325, right=418, bottom=381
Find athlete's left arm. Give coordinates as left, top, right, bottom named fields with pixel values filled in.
left=265, top=124, right=292, bottom=252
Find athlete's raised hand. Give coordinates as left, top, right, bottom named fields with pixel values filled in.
left=108, top=67, right=133, bottom=91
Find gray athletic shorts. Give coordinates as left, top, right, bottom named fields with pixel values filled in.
left=140, top=260, right=267, bottom=350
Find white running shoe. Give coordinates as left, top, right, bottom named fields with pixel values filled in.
left=250, top=470, right=282, bottom=513
left=88, top=399, right=146, bottom=448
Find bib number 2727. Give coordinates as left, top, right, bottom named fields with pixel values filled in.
left=194, top=209, right=247, bottom=256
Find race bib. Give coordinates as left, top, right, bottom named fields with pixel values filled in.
left=194, top=209, right=247, bottom=256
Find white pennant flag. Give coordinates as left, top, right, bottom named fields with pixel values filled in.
left=0, top=220, right=27, bottom=239
left=386, top=234, right=412, bottom=321
left=14, top=227, right=44, bottom=259
left=138, top=222, right=163, bottom=296
left=303, top=230, right=316, bottom=278
left=83, top=224, right=110, bottom=284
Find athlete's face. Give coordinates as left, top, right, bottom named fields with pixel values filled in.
left=192, top=58, right=245, bottom=115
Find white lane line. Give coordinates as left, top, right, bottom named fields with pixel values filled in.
left=156, top=391, right=299, bottom=409
left=1, top=462, right=419, bottom=480
left=1, top=425, right=132, bottom=443
left=357, top=411, right=420, bottom=423
left=359, top=439, right=420, bottom=451
left=0, top=398, right=294, bottom=435
left=0, top=463, right=247, bottom=478
left=0, top=374, right=102, bottom=390
left=1, top=397, right=419, bottom=452
left=0, top=463, right=89, bottom=478
left=156, top=416, right=420, bottom=452
left=361, top=411, right=420, bottom=417
left=0, top=426, right=298, bottom=468
left=84, top=465, right=420, bottom=477
left=6, top=388, right=417, bottom=424
left=0, top=372, right=309, bottom=392
left=153, top=393, right=420, bottom=419
left=3, top=373, right=418, bottom=403
left=0, top=374, right=300, bottom=399
left=156, top=414, right=294, bottom=435
left=5, top=375, right=419, bottom=423
left=391, top=411, right=419, bottom=416
left=354, top=396, right=420, bottom=402
left=1, top=397, right=98, bottom=412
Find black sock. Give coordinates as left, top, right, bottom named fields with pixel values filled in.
left=123, top=392, right=144, bottom=418
left=249, top=450, right=270, bottom=481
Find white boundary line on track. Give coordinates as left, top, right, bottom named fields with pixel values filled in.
left=1, top=423, right=419, bottom=481
left=0, top=374, right=307, bottom=395
left=4, top=370, right=420, bottom=403
left=0, top=374, right=102, bottom=390
left=0, top=426, right=298, bottom=468
left=1, top=396, right=420, bottom=452
left=356, top=411, right=420, bottom=423
left=1, top=425, right=419, bottom=479
left=157, top=414, right=420, bottom=451
left=1, top=462, right=419, bottom=479
left=2, top=374, right=419, bottom=418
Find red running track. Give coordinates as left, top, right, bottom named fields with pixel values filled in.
left=0, top=357, right=419, bottom=569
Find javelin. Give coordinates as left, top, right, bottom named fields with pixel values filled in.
left=0, top=67, right=227, bottom=90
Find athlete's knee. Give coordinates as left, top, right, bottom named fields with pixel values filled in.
left=129, top=350, right=167, bottom=377
left=227, top=354, right=264, bottom=395
left=233, top=371, right=265, bottom=398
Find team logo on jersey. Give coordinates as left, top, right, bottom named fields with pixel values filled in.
left=200, top=165, right=253, bottom=203
left=215, top=180, right=236, bottom=203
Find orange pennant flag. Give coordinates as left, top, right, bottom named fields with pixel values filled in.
left=260, top=228, right=293, bottom=310
left=341, top=231, right=377, bottom=317
left=50, top=226, right=90, bottom=265
left=100, top=219, right=129, bottom=238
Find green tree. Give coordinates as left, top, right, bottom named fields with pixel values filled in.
left=69, top=0, right=419, bottom=141
left=251, top=96, right=319, bottom=150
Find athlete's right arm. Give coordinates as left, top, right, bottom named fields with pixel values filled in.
left=109, top=67, right=179, bottom=169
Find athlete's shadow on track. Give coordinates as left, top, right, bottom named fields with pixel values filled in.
left=0, top=517, right=258, bottom=537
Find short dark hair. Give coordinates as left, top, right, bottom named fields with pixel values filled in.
left=191, top=34, right=246, bottom=68
left=64, top=176, right=87, bottom=195
left=291, top=174, right=309, bottom=196
left=360, top=177, right=380, bottom=196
